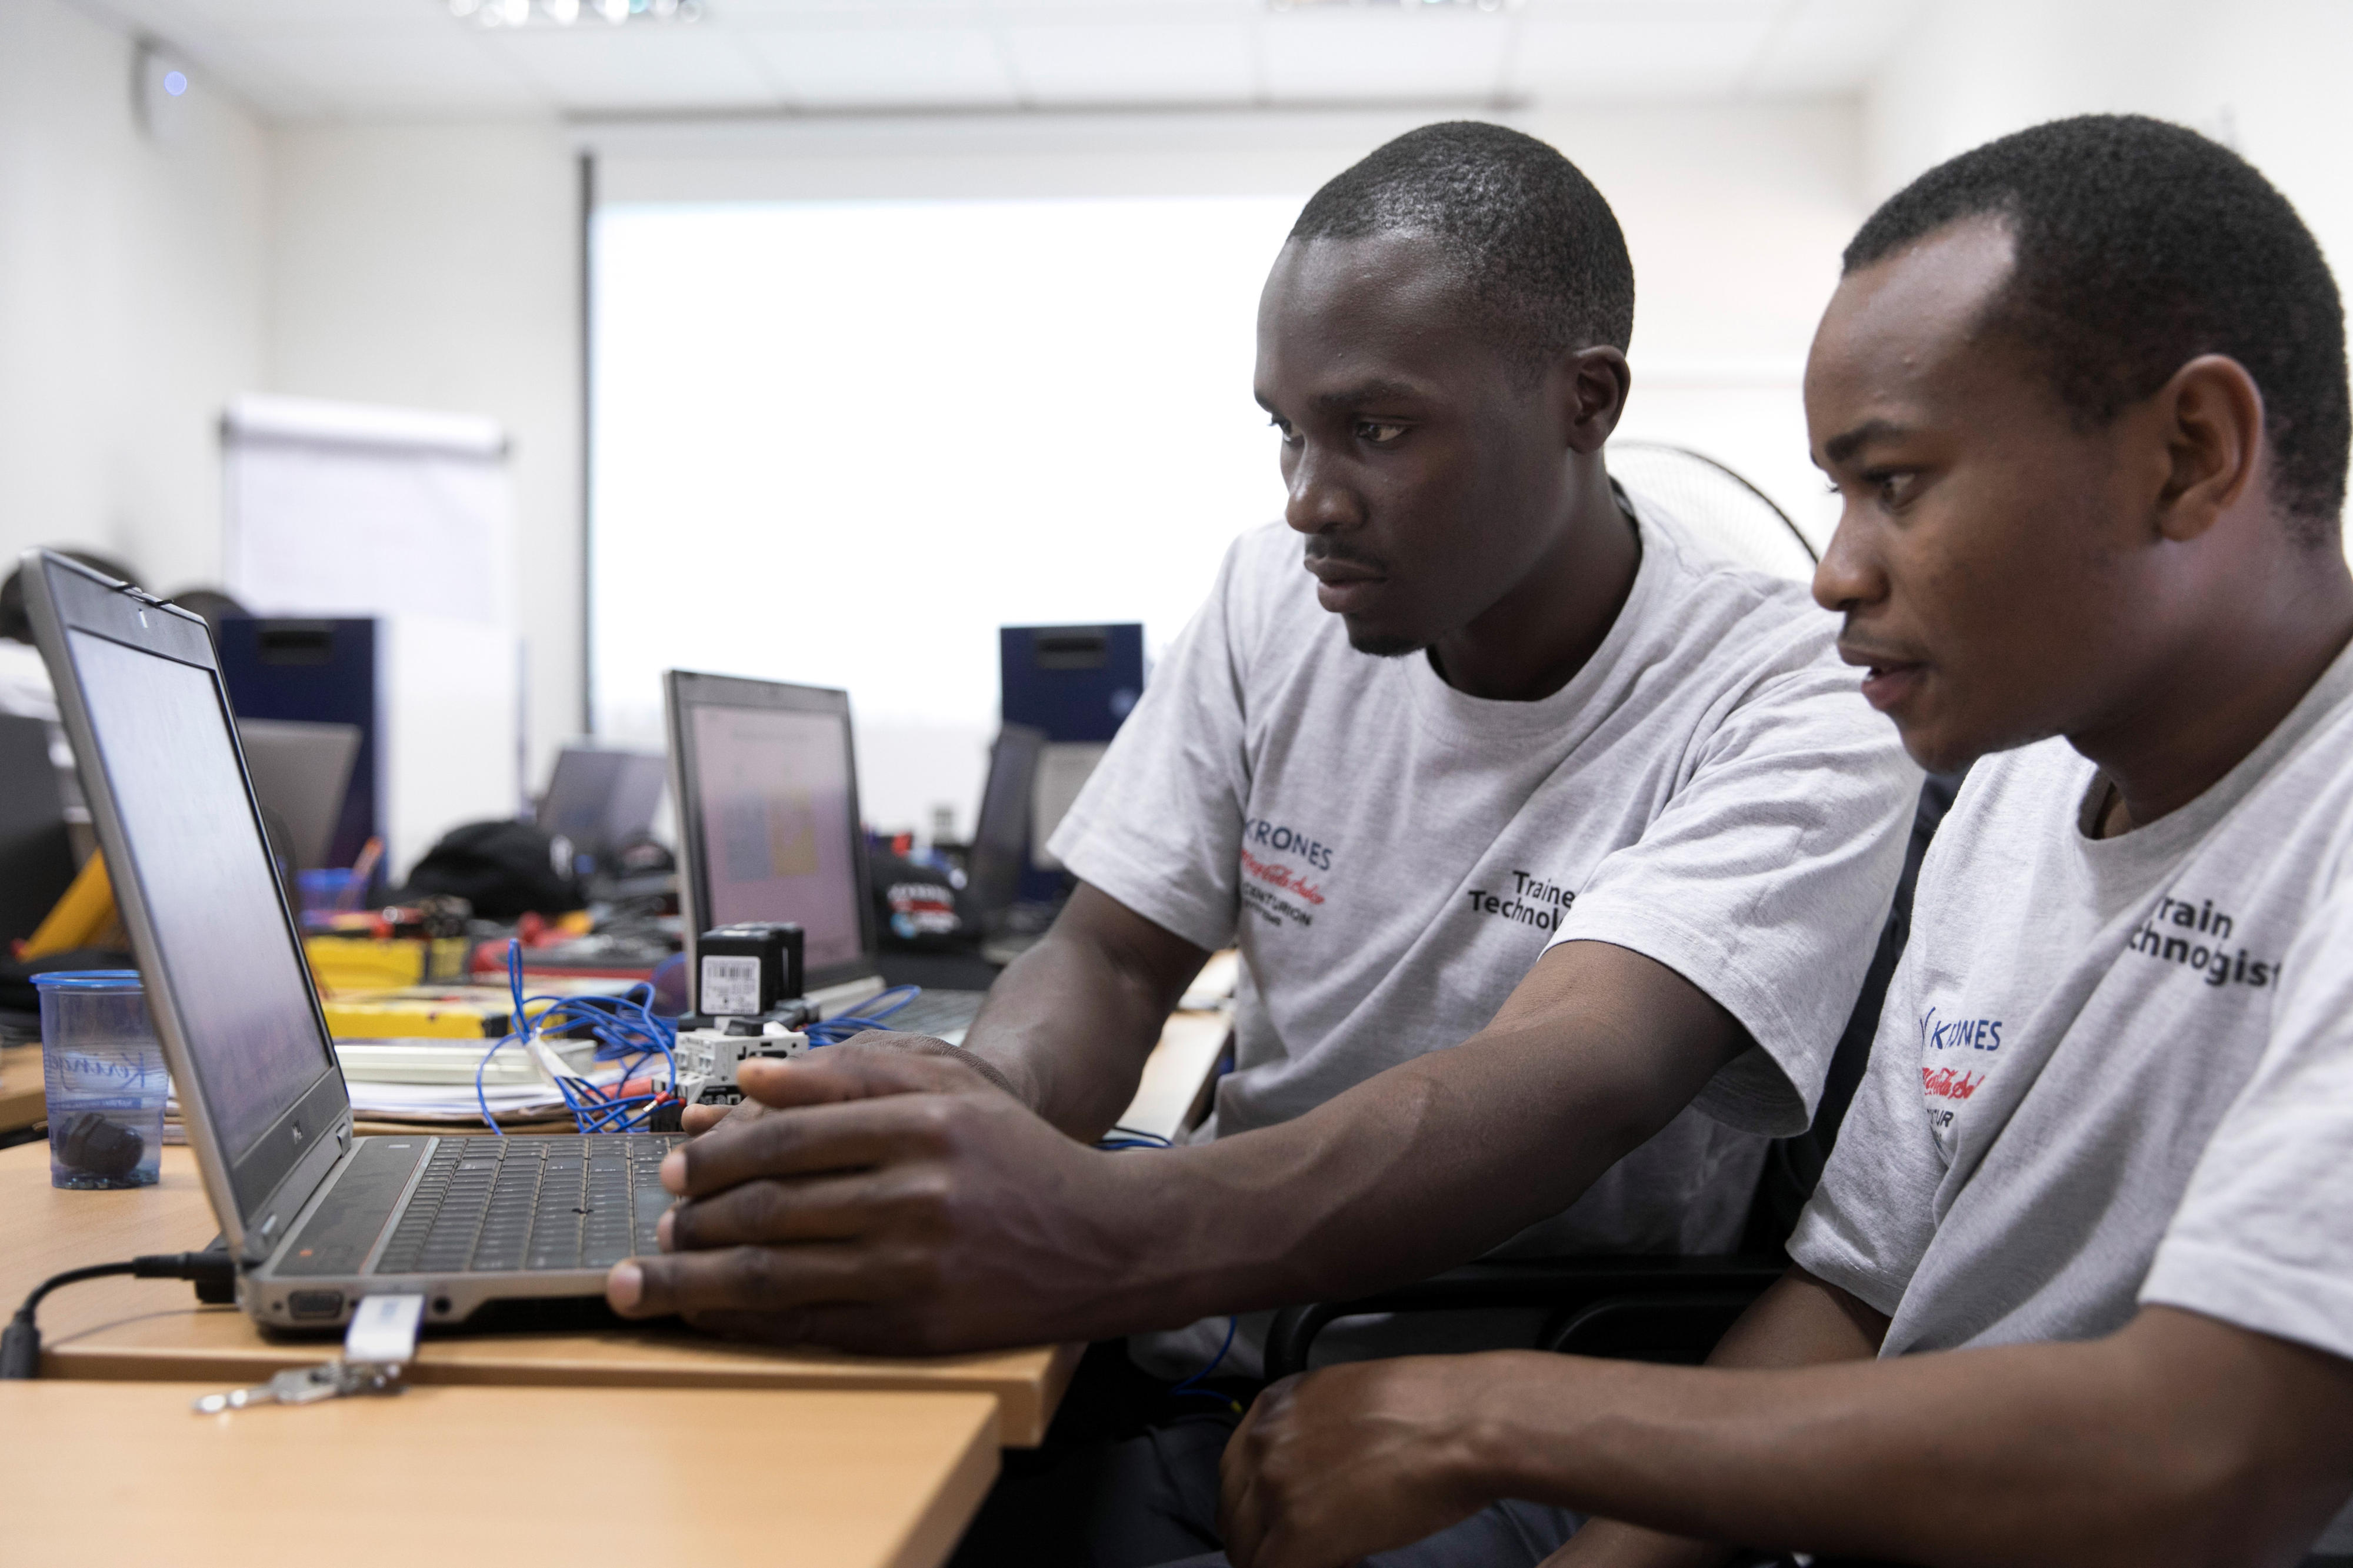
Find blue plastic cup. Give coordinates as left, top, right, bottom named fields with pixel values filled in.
left=32, top=971, right=168, bottom=1190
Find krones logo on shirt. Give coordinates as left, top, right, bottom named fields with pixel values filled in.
left=1919, top=1003, right=2003, bottom=1139
left=1238, top=816, right=1333, bottom=930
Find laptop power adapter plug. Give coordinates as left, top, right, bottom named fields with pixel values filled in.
left=2, top=1250, right=238, bottom=1379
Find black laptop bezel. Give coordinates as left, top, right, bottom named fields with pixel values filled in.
left=663, top=669, right=879, bottom=995
left=23, top=551, right=351, bottom=1249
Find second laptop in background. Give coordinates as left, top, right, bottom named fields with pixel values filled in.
left=664, top=669, right=989, bottom=1042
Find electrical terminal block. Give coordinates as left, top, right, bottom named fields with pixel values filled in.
left=671, top=1022, right=810, bottom=1110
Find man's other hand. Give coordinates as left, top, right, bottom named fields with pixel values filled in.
left=605, top=1042, right=1153, bottom=1353
left=1221, top=1355, right=1523, bottom=1568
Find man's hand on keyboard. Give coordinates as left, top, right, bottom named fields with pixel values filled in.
left=605, top=1044, right=1165, bottom=1353
left=676, top=1030, right=1019, bottom=1138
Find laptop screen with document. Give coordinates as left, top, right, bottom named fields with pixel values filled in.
left=666, top=670, right=876, bottom=992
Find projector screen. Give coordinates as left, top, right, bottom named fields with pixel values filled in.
left=589, top=195, right=1301, bottom=838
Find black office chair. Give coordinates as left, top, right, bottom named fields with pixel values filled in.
left=1262, top=772, right=1961, bottom=1382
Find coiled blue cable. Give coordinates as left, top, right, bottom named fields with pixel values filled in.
left=475, top=939, right=678, bottom=1135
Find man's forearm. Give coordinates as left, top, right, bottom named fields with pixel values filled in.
left=1459, top=1307, right=2353, bottom=1568
left=957, top=887, right=1202, bottom=1139
left=1543, top=1270, right=1887, bottom=1568
left=1089, top=944, right=1747, bottom=1330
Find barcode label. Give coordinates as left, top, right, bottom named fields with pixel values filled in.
left=701, top=955, right=762, bottom=1016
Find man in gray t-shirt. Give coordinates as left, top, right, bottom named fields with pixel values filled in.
left=608, top=124, right=1915, bottom=1559
left=1211, top=116, right=2353, bottom=1568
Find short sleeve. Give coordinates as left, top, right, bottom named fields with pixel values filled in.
left=1547, top=655, right=1921, bottom=1136
left=1785, top=933, right=1947, bottom=1318
left=1044, top=536, right=1257, bottom=953
left=2140, top=878, right=2353, bottom=1361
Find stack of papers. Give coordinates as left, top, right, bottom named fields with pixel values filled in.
left=344, top=1077, right=569, bottom=1123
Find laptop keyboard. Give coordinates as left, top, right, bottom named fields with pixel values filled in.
left=876, top=988, right=987, bottom=1039
left=374, top=1133, right=681, bottom=1275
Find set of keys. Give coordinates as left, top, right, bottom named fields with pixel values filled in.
left=192, top=1292, right=425, bottom=1415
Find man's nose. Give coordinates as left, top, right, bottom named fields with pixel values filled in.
left=1284, top=444, right=1362, bottom=536
left=1812, top=505, right=1885, bottom=615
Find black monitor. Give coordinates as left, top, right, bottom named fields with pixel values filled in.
left=662, top=670, right=876, bottom=994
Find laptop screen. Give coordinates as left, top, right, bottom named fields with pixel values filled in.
left=538, top=745, right=666, bottom=866
left=66, top=629, right=338, bottom=1163
left=676, top=682, right=867, bottom=977
left=966, top=723, right=1044, bottom=920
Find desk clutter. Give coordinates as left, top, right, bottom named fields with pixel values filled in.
left=0, top=558, right=1196, bottom=1568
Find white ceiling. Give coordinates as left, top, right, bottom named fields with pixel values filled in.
left=69, top=0, right=1924, bottom=122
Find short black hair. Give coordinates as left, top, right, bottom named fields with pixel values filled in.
left=1847, top=114, right=2349, bottom=542
left=1289, top=121, right=1636, bottom=376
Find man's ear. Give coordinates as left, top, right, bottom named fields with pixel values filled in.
left=1559, top=346, right=1631, bottom=455
left=2153, top=353, right=2265, bottom=543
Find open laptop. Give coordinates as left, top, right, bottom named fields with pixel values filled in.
left=534, top=743, right=666, bottom=880
left=663, top=669, right=988, bottom=1040
left=25, top=550, right=678, bottom=1331
left=966, top=722, right=1046, bottom=933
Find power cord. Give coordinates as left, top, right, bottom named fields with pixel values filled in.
left=2, top=1251, right=236, bottom=1379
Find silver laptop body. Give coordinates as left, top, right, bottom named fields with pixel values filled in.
left=25, top=551, right=676, bottom=1332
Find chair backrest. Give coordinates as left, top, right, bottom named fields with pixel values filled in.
left=1611, top=441, right=1819, bottom=582
left=1741, top=769, right=1967, bottom=1250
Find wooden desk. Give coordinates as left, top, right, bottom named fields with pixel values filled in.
left=1, top=1380, right=999, bottom=1568
left=2, top=1143, right=1077, bottom=1443
left=0, top=1041, right=45, bottom=1136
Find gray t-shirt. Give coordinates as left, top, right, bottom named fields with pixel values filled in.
left=1051, top=495, right=1918, bottom=1367
left=1790, top=640, right=2353, bottom=1553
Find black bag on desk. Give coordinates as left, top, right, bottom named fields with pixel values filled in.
left=398, top=820, right=584, bottom=922
left=0, top=946, right=138, bottom=1031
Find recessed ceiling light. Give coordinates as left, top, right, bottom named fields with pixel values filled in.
left=450, top=0, right=699, bottom=26
left=1267, top=0, right=1519, bottom=10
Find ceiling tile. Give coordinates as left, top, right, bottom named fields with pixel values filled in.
left=1743, top=0, right=1923, bottom=94
left=485, top=24, right=783, bottom=110
left=233, top=30, right=551, bottom=117
left=1520, top=0, right=1784, bottom=14
left=1261, top=10, right=1513, bottom=104
left=73, top=0, right=456, bottom=38
left=1001, top=18, right=1256, bottom=105
left=735, top=23, right=1019, bottom=108
left=1508, top=7, right=1777, bottom=100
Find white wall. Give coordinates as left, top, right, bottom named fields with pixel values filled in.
left=594, top=99, right=1865, bottom=548
left=0, top=0, right=267, bottom=595
left=264, top=122, right=584, bottom=785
